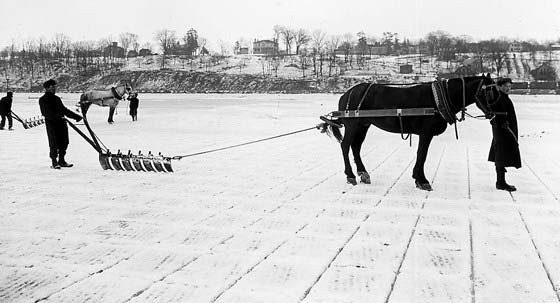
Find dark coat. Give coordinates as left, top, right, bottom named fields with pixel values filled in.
left=0, top=96, right=12, bottom=115
left=39, top=92, right=82, bottom=149
left=487, top=92, right=521, bottom=168
left=128, top=97, right=139, bottom=116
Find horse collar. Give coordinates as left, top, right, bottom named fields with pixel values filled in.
left=431, top=80, right=456, bottom=124
left=111, top=87, right=124, bottom=100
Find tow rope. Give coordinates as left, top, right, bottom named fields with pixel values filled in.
left=171, top=126, right=319, bottom=160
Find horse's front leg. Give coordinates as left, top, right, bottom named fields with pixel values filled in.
left=413, top=134, right=433, bottom=191
left=80, top=103, right=90, bottom=116
left=351, top=124, right=371, bottom=184
left=108, top=106, right=116, bottom=124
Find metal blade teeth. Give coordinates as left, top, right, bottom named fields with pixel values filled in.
left=98, top=150, right=173, bottom=172
left=22, top=116, right=45, bottom=129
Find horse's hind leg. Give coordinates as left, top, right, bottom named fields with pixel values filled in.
left=413, top=134, right=433, bottom=191
left=351, top=124, right=371, bottom=184
left=341, top=122, right=358, bottom=185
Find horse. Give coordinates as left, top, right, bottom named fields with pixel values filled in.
left=321, top=74, right=498, bottom=191
left=78, top=83, right=132, bottom=123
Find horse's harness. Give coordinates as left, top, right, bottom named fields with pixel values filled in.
left=111, top=86, right=127, bottom=100
left=321, top=77, right=501, bottom=141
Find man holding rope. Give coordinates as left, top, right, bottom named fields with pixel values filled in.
left=487, top=77, right=521, bottom=192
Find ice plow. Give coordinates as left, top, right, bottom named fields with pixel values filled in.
left=67, top=115, right=173, bottom=173
left=11, top=112, right=46, bottom=129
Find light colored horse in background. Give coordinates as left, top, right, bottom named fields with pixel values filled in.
left=78, top=82, right=132, bottom=123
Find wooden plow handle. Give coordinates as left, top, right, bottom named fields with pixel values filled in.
left=67, top=118, right=173, bottom=173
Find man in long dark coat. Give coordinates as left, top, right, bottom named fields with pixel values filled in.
left=488, top=77, right=521, bottom=191
left=39, top=79, right=83, bottom=169
left=0, top=91, right=13, bottom=130
left=128, top=92, right=139, bottom=121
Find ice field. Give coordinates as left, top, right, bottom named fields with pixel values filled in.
left=1, top=93, right=560, bottom=302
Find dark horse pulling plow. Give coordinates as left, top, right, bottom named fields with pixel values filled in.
left=319, top=74, right=499, bottom=190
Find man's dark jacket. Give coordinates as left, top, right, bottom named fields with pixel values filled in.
left=488, top=92, right=521, bottom=168
left=0, top=96, right=12, bottom=114
left=129, top=97, right=139, bottom=116
left=39, top=92, right=81, bottom=149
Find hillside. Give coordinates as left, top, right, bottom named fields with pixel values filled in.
left=3, top=51, right=560, bottom=93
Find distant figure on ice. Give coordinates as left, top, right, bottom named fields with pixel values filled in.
left=0, top=91, right=13, bottom=130
left=128, top=92, right=139, bottom=121
left=487, top=77, right=521, bottom=191
left=39, top=79, right=83, bottom=169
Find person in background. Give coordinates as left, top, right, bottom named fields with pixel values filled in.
left=128, top=92, right=139, bottom=121
left=39, top=79, right=83, bottom=169
left=0, top=91, right=13, bottom=130
left=487, top=77, right=521, bottom=191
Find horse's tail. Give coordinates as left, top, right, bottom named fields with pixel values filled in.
left=331, top=124, right=343, bottom=142
left=318, top=118, right=343, bottom=143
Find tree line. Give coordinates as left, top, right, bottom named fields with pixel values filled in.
left=1, top=25, right=558, bottom=87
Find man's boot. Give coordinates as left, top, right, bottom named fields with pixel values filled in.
left=496, top=166, right=516, bottom=191
left=58, top=152, right=74, bottom=168
left=51, top=158, right=61, bottom=169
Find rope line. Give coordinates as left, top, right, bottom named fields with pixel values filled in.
left=172, top=126, right=318, bottom=160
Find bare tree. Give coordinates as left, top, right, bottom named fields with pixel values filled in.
left=479, top=38, right=510, bottom=76
left=219, top=40, right=230, bottom=56
left=154, top=29, right=177, bottom=69
left=280, top=27, right=296, bottom=54
left=294, top=28, right=311, bottom=55
left=131, top=40, right=140, bottom=52
left=53, top=33, right=71, bottom=58
left=341, top=33, right=354, bottom=65
left=119, top=32, right=138, bottom=58
left=311, top=30, right=327, bottom=77
left=273, top=25, right=283, bottom=45
left=198, top=37, right=208, bottom=55
left=326, top=35, right=341, bottom=77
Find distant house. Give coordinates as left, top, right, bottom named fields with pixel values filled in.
left=509, top=41, right=523, bottom=52
left=530, top=62, right=557, bottom=81
left=127, top=50, right=138, bottom=58
left=238, top=47, right=249, bottom=55
left=253, top=39, right=278, bottom=55
left=139, top=48, right=152, bottom=56
left=104, top=42, right=125, bottom=58
left=368, top=44, right=389, bottom=55
left=550, top=44, right=560, bottom=51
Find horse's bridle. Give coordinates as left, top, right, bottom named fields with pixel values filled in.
left=451, top=77, right=498, bottom=121
left=474, top=79, right=498, bottom=118
left=111, top=83, right=132, bottom=100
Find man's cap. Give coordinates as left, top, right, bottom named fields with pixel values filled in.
left=43, top=79, right=57, bottom=88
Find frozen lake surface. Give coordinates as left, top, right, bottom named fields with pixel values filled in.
left=1, top=93, right=560, bottom=302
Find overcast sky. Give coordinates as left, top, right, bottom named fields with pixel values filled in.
left=2, top=0, right=559, bottom=51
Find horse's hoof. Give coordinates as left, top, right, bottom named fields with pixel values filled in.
left=415, top=180, right=433, bottom=191
left=347, top=178, right=357, bottom=186
left=358, top=171, right=371, bottom=184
